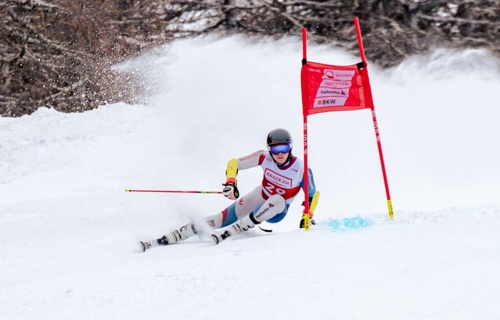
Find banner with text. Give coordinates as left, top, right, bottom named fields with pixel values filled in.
left=301, top=61, right=375, bottom=116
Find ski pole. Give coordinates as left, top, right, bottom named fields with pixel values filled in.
left=125, top=189, right=222, bottom=194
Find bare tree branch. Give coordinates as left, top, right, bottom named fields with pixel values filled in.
left=1, top=0, right=499, bottom=117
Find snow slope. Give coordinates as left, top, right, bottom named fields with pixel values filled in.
left=1, top=35, right=499, bottom=320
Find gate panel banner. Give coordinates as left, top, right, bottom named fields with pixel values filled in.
left=301, top=61, right=375, bottom=115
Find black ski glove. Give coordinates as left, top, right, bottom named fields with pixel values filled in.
left=222, top=182, right=239, bottom=200
left=300, top=196, right=316, bottom=228
left=299, top=214, right=316, bottom=228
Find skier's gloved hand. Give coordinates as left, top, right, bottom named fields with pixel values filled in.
left=299, top=214, right=316, bottom=228
left=300, top=196, right=316, bottom=228
left=222, top=179, right=239, bottom=200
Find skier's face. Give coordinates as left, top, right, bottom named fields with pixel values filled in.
left=272, top=151, right=289, bottom=165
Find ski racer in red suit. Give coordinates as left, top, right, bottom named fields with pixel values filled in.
left=141, top=128, right=318, bottom=251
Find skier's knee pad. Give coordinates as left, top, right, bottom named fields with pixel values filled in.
left=253, top=194, right=285, bottom=222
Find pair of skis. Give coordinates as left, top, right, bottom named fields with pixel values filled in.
left=140, top=230, right=232, bottom=252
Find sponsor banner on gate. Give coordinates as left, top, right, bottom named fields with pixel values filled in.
left=301, top=61, right=374, bottom=115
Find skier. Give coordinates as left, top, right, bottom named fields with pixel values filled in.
left=141, top=128, right=318, bottom=251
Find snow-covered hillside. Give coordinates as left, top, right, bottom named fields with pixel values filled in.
left=1, top=35, right=499, bottom=319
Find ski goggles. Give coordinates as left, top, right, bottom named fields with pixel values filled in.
left=268, top=143, right=291, bottom=155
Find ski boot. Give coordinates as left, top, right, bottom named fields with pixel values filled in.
left=140, top=223, right=197, bottom=252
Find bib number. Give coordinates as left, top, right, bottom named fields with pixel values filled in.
left=264, top=183, right=286, bottom=196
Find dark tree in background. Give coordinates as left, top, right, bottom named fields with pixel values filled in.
left=0, top=0, right=216, bottom=116
left=213, top=0, right=500, bottom=67
left=1, top=0, right=499, bottom=117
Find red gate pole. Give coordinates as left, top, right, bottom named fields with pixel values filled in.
left=301, top=28, right=312, bottom=230
left=354, top=17, right=394, bottom=219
